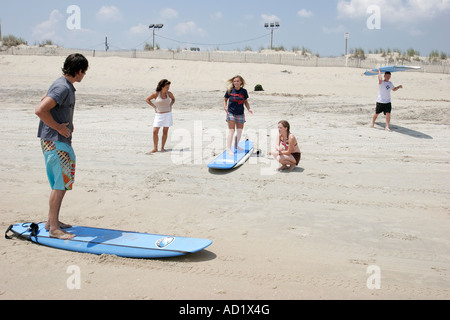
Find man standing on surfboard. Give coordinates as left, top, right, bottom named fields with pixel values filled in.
left=35, top=54, right=89, bottom=240
left=371, top=68, right=402, bottom=131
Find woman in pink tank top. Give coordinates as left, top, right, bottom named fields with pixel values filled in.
left=146, top=79, right=176, bottom=153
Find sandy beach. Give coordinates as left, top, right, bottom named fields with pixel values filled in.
left=0, top=54, right=449, bottom=300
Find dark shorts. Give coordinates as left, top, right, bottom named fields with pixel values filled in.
left=376, top=102, right=392, bottom=115
left=291, top=152, right=301, bottom=165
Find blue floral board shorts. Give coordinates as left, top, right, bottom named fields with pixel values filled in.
left=226, top=112, right=246, bottom=124
left=41, top=139, right=76, bottom=190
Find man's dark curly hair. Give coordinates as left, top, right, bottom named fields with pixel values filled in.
left=62, top=53, right=89, bottom=77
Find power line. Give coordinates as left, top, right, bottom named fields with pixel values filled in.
left=155, top=33, right=271, bottom=47
left=84, top=32, right=271, bottom=53
left=132, top=36, right=153, bottom=49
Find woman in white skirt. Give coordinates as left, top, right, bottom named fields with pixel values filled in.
left=146, top=79, right=175, bottom=153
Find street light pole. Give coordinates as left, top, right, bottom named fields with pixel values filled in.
left=264, top=22, right=280, bottom=50
left=344, top=32, right=349, bottom=66
left=149, top=24, right=164, bottom=50
left=345, top=32, right=349, bottom=56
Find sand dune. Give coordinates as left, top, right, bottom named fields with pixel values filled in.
left=0, top=54, right=449, bottom=299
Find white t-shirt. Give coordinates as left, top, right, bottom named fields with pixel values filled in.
left=377, top=80, right=395, bottom=103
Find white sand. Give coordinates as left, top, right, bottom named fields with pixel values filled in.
left=0, top=54, right=449, bottom=299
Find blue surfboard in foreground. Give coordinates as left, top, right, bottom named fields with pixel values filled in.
left=364, top=65, right=420, bottom=76
left=6, top=222, right=212, bottom=259
left=207, top=140, right=254, bottom=170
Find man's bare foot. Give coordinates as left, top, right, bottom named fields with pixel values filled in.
left=385, top=127, right=392, bottom=132
left=227, top=149, right=235, bottom=155
left=59, top=222, right=72, bottom=229
left=161, top=148, right=167, bottom=152
left=146, top=149, right=158, bottom=154
left=288, top=165, right=296, bottom=171
left=49, top=229, right=75, bottom=240
left=45, top=221, right=72, bottom=231
left=277, top=165, right=288, bottom=171
left=370, top=123, right=375, bottom=128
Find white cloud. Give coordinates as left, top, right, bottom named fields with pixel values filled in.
left=337, top=0, right=372, bottom=19
left=129, top=23, right=148, bottom=35
left=174, top=21, right=205, bottom=37
left=297, top=9, right=313, bottom=18
left=160, top=8, right=178, bottom=20
left=337, top=0, right=450, bottom=22
left=32, top=9, right=64, bottom=41
left=261, top=14, right=280, bottom=22
left=96, top=6, right=123, bottom=22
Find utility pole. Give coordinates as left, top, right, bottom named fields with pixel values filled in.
left=105, top=36, right=109, bottom=52
left=344, top=32, right=349, bottom=67
left=264, top=22, right=280, bottom=50
left=345, top=32, right=349, bottom=56
left=148, top=24, right=164, bottom=50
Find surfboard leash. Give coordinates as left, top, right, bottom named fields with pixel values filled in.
left=4, top=225, right=14, bottom=240
left=5, top=222, right=40, bottom=242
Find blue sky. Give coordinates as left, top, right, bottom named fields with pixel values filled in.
left=1, top=0, right=449, bottom=56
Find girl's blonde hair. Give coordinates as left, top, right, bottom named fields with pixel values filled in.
left=227, top=75, right=246, bottom=93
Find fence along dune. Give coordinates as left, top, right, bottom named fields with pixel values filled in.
left=3, top=45, right=449, bottom=74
